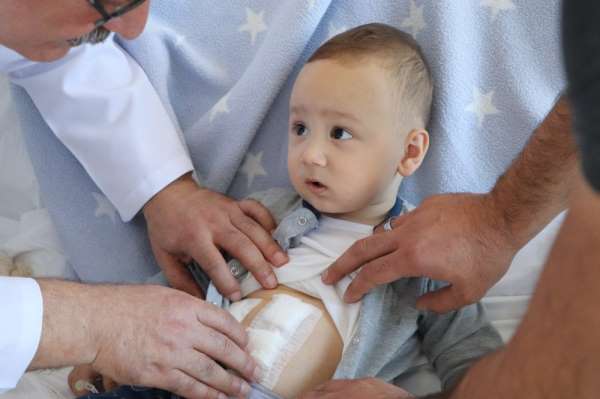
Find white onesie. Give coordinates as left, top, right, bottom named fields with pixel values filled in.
left=228, top=216, right=371, bottom=389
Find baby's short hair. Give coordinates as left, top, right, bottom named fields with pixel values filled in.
left=308, top=23, right=433, bottom=130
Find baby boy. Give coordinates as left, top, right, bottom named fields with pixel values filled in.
left=75, top=23, right=502, bottom=399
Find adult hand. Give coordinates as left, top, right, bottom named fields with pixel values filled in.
left=89, top=284, right=258, bottom=399
left=144, top=173, right=288, bottom=299
left=322, top=193, right=519, bottom=313
left=299, top=378, right=414, bottom=399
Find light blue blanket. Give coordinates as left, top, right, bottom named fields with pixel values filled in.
left=12, top=0, right=564, bottom=284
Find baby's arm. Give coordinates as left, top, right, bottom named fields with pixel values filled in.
left=417, top=279, right=503, bottom=391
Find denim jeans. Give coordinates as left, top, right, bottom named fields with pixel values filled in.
left=78, top=383, right=283, bottom=399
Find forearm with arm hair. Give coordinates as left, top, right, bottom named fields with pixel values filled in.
left=490, top=97, right=577, bottom=247
left=29, top=280, right=102, bottom=369
left=449, top=175, right=600, bottom=398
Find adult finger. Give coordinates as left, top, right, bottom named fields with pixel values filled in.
left=231, top=208, right=287, bottom=267
left=155, top=248, right=203, bottom=297
left=416, top=284, right=479, bottom=313
left=162, top=369, right=225, bottom=399
left=372, top=212, right=409, bottom=234
left=181, top=351, right=252, bottom=398
left=311, top=379, right=350, bottom=392
left=238, top=199, right=277, bottom=233
left=322, top=233, right=397, bottom=285
left=189, top=240, right=241, bottom=300
left=218, top=228, right=278, bottom=290
left=68, top=364, right=101, bottom=395
left=196, top=304, right=249, bottom=349
left=416, top=286, right=457, bottom=313
left=298, top=380, right=348, bottom=398
left=343, top=252, right=401, bottom=303
left=297, top=386, right=331, bottom=399
left=298, top=391, right=320, bottom=399
left=193, top=324, right=257, bottom=382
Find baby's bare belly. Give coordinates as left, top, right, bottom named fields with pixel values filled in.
left=242, top=285, right=343, bottom=399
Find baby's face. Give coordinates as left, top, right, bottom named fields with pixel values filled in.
left=288, top=59, right=406, bottom=223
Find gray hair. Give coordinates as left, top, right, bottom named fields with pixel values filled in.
left=68, top=27, right=111, bottom=47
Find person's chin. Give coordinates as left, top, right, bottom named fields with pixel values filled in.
left=20, top=44, right=70, bottom=62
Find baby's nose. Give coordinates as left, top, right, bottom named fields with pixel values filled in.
left=302, top=144, right=327, bottom=167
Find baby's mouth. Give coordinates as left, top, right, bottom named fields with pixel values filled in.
left=306, top=179, right=327, bottom=193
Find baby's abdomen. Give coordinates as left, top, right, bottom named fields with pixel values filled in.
left=242, top=285, right=343, bottom=399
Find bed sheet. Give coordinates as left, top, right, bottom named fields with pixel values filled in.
left=0, top=77, right=71, bottom=280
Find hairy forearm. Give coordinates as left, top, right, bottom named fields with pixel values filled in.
left=449, top=174, right=600, bottom=398
left=491, top=96, right=578, bottom=247
left=29, top=280, right=102, bottom=370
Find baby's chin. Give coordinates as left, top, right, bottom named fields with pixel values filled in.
left=299, top=194, right=341, bottom=214
left=295, top=186, right=371, bottom=218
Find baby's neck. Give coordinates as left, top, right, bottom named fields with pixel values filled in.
left=324, top=197, right=396, bottom=226
left=320, top=175, right=403, bottom=226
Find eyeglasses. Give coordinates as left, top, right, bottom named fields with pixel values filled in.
left=88, top=0, right=147, bottom=29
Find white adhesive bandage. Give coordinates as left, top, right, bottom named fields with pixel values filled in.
left=228, top=298, right=263, bottom=322
left=240, top=216, right=370, bottom=349
left=247, top=294, right=322, bottom=389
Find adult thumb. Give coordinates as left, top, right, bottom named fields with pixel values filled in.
left=416, top=286, right=466, bottom=314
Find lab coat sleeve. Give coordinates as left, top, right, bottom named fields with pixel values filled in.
left=0, top=39, right=193, bottom=221
left=0, top=277, right=43, bottom=394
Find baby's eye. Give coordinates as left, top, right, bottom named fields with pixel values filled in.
left=331, top=127, right=353, bottom=140
left=292, top=123, right=308, bottom=136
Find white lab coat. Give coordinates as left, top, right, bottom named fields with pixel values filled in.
left=0, top=37, right=189, bottom=393
left=1, top=38, right=192, bottom=221
left=0, top=277, right=43, bottom=394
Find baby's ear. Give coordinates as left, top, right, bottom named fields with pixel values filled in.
left=397, top=129, right=429, bottom=177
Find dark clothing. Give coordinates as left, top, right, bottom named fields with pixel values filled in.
left=78, top=383, right=282, bottom=399
left=563, top=0, right=600, bottom=191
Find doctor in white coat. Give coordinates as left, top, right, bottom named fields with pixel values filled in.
left=0, top=2, right=259, bottom=399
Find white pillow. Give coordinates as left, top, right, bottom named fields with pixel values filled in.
left=0, top=76, right=71, bottom=280
left=483, top=212, right=565, bottom=341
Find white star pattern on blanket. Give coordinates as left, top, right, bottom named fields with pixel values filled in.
left=239, top=8, right=268, bottom=45
left=92, top=192, right=117, bottom=224
left=209, top=93, right=231, bottom=123
left=401, top=0, right=426, bottom=37
left=466, top=88, right=501, bottom=127
left=76, top=1, right=542, bottom=231
left=241, top=151, right=268, bottom=188
left=9, top=1, right=564, bottom=345
left=481, top=0, right=517, bottom=21
left=173, top=33, right=187, bottom=49
left=153, top=23, right=188, bottom=50
left=7, top=3, right=566, bottom=395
